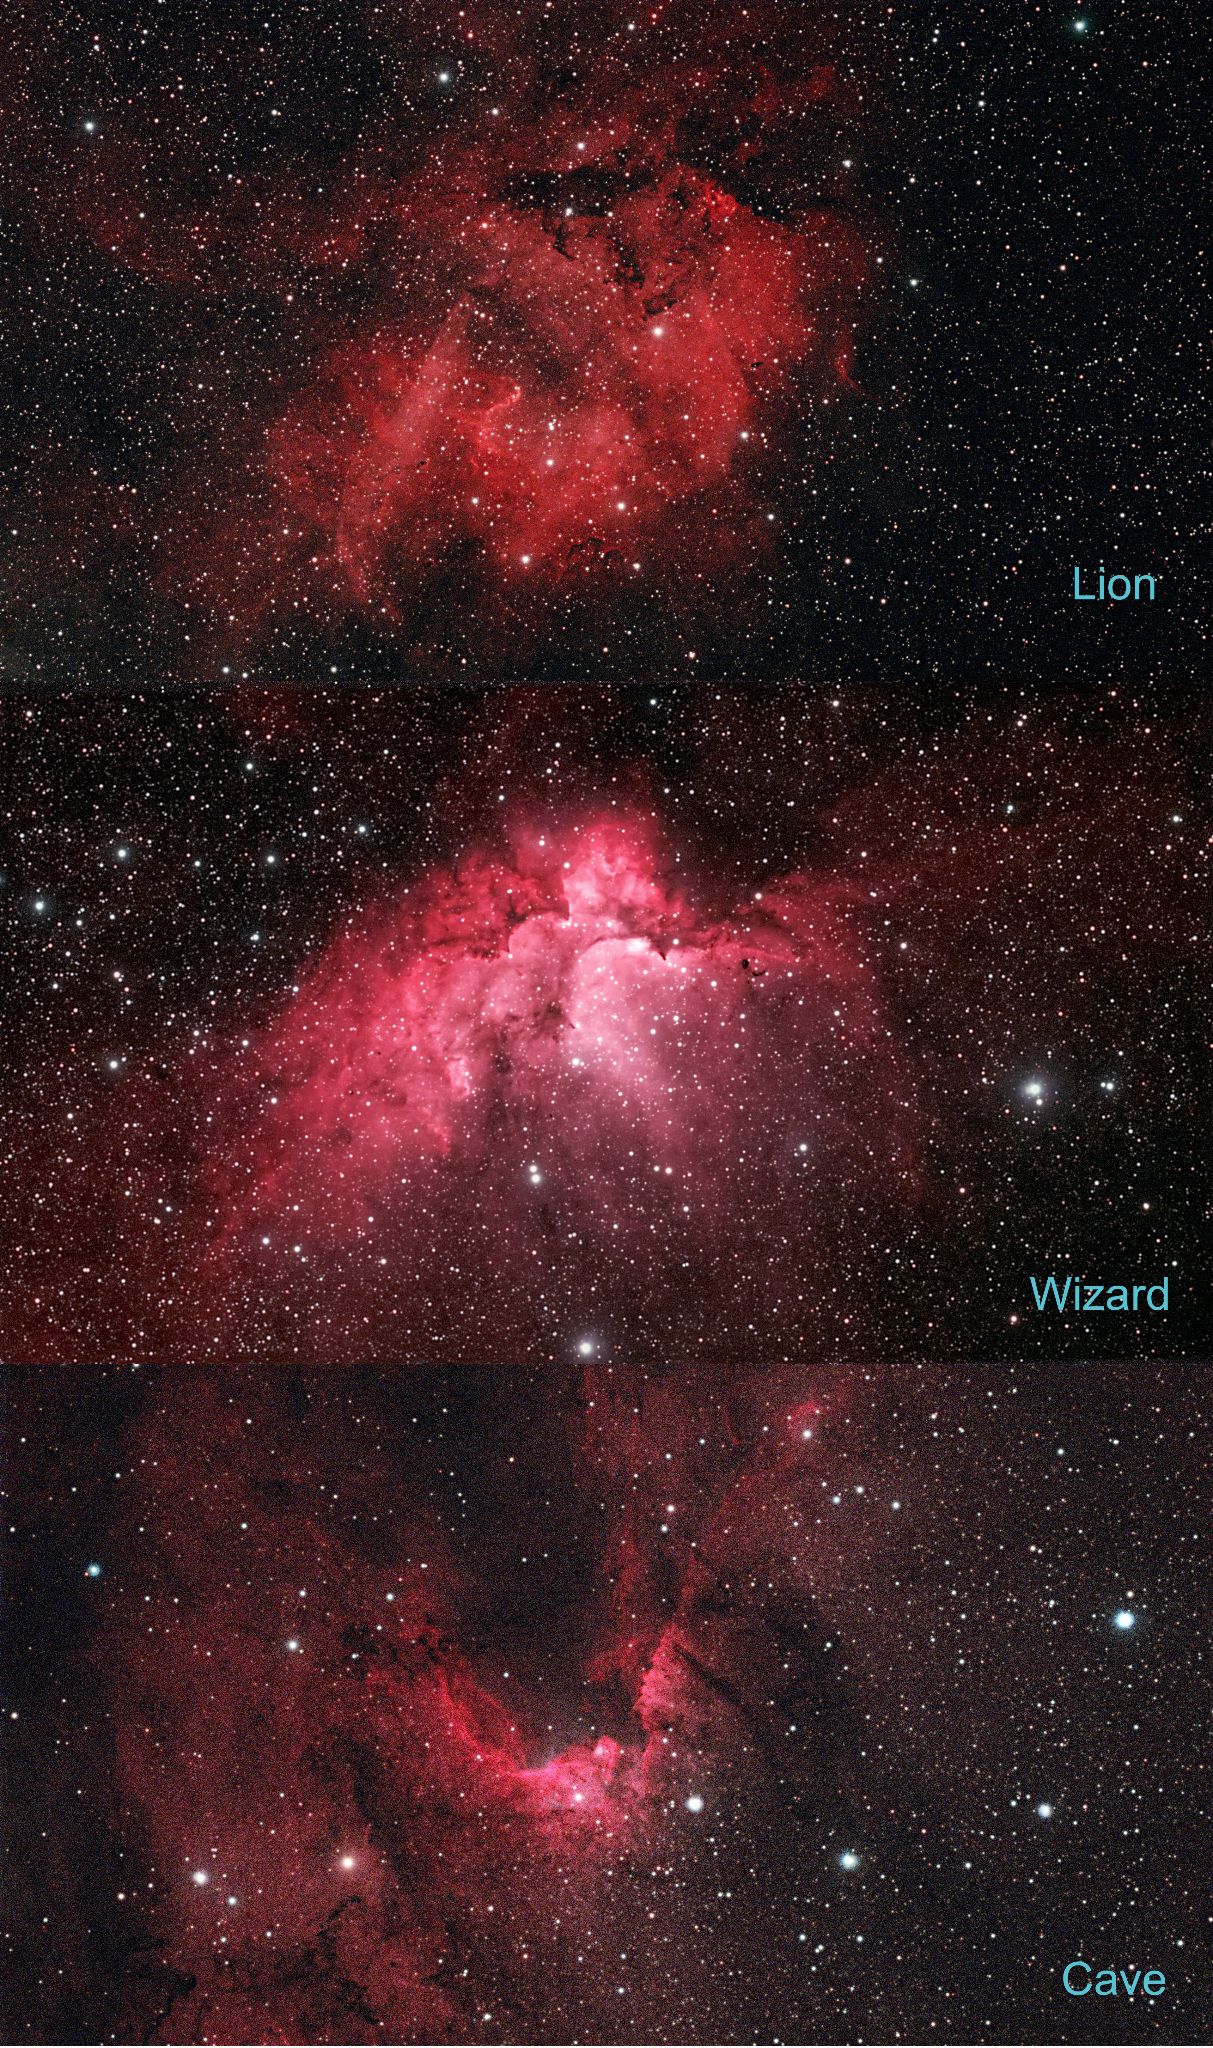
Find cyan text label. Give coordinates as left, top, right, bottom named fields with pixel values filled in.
left=1062, top=1960, right=1166, bottom=1997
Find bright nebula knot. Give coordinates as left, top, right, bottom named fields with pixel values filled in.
left=209, top=810, right=912, bottom=1341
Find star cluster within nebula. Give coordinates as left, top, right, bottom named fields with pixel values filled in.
left=211, top=810, right=908, bottom=1307
left=4, top=1366, right=1210, bottom=2045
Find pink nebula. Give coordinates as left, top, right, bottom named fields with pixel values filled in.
left=210, top=811, right=912, bottom=1288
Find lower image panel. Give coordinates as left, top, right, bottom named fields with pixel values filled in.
left=3, top=1364, right=1206, bottom=2045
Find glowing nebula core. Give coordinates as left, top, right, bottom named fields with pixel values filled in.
left=208, top=812, right=911, bottom=1341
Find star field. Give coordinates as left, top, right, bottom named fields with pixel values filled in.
left=2, top=1365, right=1209, bottom=2043
left=1, top=685, right=1207, bottom=1363
left=1, top=2, right=1204, bottom=682
left=0, top=7, right=1208, bottom=2043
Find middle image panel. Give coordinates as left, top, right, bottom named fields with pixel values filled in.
left=1, top=683, right=1202, bottom=1363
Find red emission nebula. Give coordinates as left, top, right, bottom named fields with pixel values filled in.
left=18, top=1368, right=931, bottom=2044
left=12, top=1363, right=1206, bottom=2046
left=3, top=691, right=1202, bottom=1363
left=54, top=2, right=875, bottom=651
left=267, top=159, right=863, bottom=607
left=212, top=812, right=905, bottom=1279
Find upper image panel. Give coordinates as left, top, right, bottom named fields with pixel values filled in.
left=2, top=1, right=1201, bottom=684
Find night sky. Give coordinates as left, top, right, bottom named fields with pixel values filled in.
left=3, top=1365, right=1211, bottom=2044
left=2, top=6, right=1210, bottom=2045
left=2, top=1, right=1205, bottom=683
left=2, top=685, right=1207, bottom=1365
